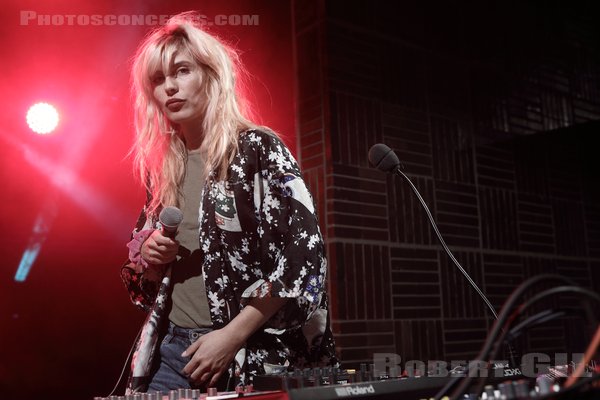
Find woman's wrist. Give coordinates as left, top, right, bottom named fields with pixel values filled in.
left=126, top=229, right=154, bottom=271
left=223, top=313, right=256, bottom=349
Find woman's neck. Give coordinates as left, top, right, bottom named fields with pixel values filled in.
left=179, top=122, right=204, bottom=151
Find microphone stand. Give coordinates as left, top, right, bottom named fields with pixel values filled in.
left=393, top=166, right=497, bottom=319
left=391, top=166, right=519, bottom=368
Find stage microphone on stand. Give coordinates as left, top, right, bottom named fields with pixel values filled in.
left=369, top=143, right=522, bottom=374
left=368, top=143, right=499, bottom=320
left=368, top=143, right=524, bottom=371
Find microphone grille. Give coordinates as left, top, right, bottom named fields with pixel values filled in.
left=368, top=143, right=400, bottom=172
left=159, top=206, right=183, bottom=228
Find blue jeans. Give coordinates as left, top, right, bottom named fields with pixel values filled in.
left=148, top=323, right=231, bottom=393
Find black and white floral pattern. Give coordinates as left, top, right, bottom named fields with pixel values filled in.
left=121, top=129, right=338, bottom=392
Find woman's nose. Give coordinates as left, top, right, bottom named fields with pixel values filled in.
left=164, top=76, right=178, bottom=95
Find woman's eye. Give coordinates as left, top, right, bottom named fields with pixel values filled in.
left=177, top=67, right=190, bottom=75
left=151, top=75, right=164, bottom=85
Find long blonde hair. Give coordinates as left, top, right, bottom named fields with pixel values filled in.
left=131, top=12, right=256, bottom=216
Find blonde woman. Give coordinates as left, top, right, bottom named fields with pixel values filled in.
left=121, top=12, right=337, bottom=394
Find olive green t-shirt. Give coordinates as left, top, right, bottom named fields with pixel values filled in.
left=168, top=150, right=212, bottom=328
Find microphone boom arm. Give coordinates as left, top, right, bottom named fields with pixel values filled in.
left=394, top=166, right=499, bottom=320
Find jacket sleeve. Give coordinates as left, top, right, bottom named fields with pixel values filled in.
left=120, top=203, right=165, bottom=312
left=240, top=131, right=328, bottom=330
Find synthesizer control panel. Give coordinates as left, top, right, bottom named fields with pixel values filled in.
left=94, top=362, right=599, bottom=400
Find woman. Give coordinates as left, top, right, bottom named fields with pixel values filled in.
left=121, top=12, right=337, bottom=394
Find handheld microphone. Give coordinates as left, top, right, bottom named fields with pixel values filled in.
left=158, top=206, right=183, bottom=238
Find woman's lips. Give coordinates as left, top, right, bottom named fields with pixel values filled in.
left=166, top=99, right=185, bottom=111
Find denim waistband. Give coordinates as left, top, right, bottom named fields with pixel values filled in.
left=168, top=322, right=213, bottom=342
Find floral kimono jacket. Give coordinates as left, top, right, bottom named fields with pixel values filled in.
left=121, top=129, right=338, bottom=392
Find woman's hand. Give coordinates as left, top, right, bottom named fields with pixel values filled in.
left=182, top=327, right=243, bottom=387
left=182, top=297, right=289, bottom=387
left=141, top=229, right=179, bottom=265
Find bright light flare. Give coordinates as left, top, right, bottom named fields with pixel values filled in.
left=26, top=102, right=59, bottom=134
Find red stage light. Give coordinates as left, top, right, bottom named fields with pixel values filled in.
left=26, top=102, right=59, bottom=134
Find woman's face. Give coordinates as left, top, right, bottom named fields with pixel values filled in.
left=151, top=51, right=205, bottom=129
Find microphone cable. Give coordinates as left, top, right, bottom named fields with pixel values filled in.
left=106, top=323, right=143, bottom=397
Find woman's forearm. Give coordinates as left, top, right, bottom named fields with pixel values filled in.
left=223, top=297, right=289, bottom=348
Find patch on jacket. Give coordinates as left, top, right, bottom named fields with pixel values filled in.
left=214, top=181, right=242, bottom=232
